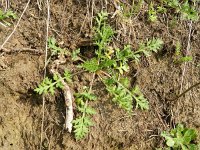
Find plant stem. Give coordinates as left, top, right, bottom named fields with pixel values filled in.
left=166, top=81, right=200, bottom=101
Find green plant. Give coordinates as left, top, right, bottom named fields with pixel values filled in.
left=148, top=2, right=158, bottom=22
left=120, top=0, right=144, bottom=18
left=176, top=56, right=193, bottom=63
left=81, top=12, right=163, bottom=113
left=35, top=11, right=164, bottom=140
left=72, top=48, right=81, bottom=61
left=133, top=38, right=164, bottom=61
left=34, top=70, right=72, bottom=95
left=105, top=77, right=149, bottom=112
left=161, top=124, right=200, bottom=150
left=162, top=0, right=199, bottom=21
left=173, top=41, right=193, bottom=64
left=73, top=88, right=97, bottom=140
left=180, top=0, right=199, bottom=21
left=0, top=9, right=17, bottom=26
left=48, top=37, right=66, bottom=55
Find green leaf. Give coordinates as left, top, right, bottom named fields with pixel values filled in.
left=148, top=2, right=157, bottom=22
left=75, top=91, right=97, bottom=101
left=0, top=9, right=17, bottom=20
left=34, top=77, right=54, bottom=95
left=147, top=38, right=164, bottom=53
left=166, top=138, right=175, bottom=147
left=72, top=48, right=80, bottom=61
left=136, top=38, right=163, bottom=59
left=64, top=70, right=72, bottom=83
left=106, top=84, right=133, bottom=112
left=99, top=59, right=115, bottom=69
left=176, top=56, right=193, bottom=63
left=81, top=58, right=99, bottom=72
left=73, top=116, right=93, bottom=140
left=85, top=107, right=96, bottom=115
left=183, top=129, right=197, bottom=144
left=119, top=77, right=130, bottom=88
left=5, top=10, right=17, bottom=19
left=48, top=37, right=64, bottom=55
left=132, top=86, right=149, bottom=110
left=161, top=124, right=199, bottom=149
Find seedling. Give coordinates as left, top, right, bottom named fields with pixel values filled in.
left=0, top=9, right=17, bottom=26
left=173, top=42, right=193, bottom=64
left=48, top=37, right=66, bottom=55
left=148, top=2, right=158, bottom=22
left=161, top=124, right=200, bottom=149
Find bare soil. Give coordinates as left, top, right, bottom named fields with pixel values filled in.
left=0, top=1, right=199, bottom=150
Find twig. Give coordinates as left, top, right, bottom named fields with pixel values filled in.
left=0, top=0, right=31, bottom=49
left=51, top=71, right=74, bottom=133
left=40, top=0, right=50, bottom=149
left=50, top=56, right=74, bottom=132
left=0, top=47, right=44, bottom=54
left=166, top=81, right=200, bottom=102
left=180, top=21, right=192, bottom=93
left=37, top=0, right=42, bottom=11
left=0, top=21, right=7, bottom=28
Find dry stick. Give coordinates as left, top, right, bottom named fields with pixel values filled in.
left=50, top=69, right=74, bottom=133
left=40, top=0, right=50, bottom=150
left=0, top=0, right=31, bottom=50
left=0, top=47, right=44, bottom=54
left=52, top=68, right=74, bottom=132
left=180, top=21, right=192, bottom=93
left=166, top=81, right=200, bottom=102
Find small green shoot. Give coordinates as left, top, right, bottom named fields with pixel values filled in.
left=161, top=124, right=199, bottom=149
left=94, top=12, right=114, bottom=55
left=0, top=9, right=17, bottom=26
left=120, top=0, right=144, bottom=18
left=176, top=56, right=193, bottom=63
left=173, top=41, right=193, bottom=64
left=48, top=37, right=66, bottom=55
left=148, top=2, right=158, bottom=22
left=175, top=41, right=181, bottom=56
left=72, top=48, right=81, bottom=61
left=133, top=38, right=164, bottom=61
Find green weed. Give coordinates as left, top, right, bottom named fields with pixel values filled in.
left=0, top=9, right=17, bottom=26
left=120, top=0, right=144, bottom=18
left=73, top=88, right=97, bottom=140
left=161, top=124, right=200, bottom=149
left=34, top=70, right=72, bottom=95
left=173, top=42, right=193, bottom=64
left=162, top=0, right=199, bottom=21
left=35, top=11, right=164, bottom=140
left=148, top=2, right=158, bottom=22
left=48, top=37, right=66, bottom=55
left=81, top=12, right=164, bottom=113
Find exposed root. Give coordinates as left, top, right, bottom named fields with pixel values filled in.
left=50, top=55, right=74, bottom=133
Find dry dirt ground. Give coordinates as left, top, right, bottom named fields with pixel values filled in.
left=0, top=0, right=200, bottom=150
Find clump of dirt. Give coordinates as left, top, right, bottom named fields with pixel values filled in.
left=0, top=0, right=199, bottom=149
